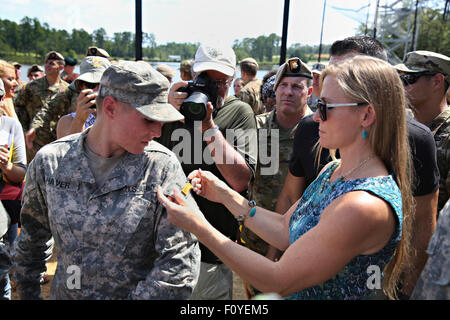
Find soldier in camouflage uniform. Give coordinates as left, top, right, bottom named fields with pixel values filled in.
left=238, top=58, right=264, bottom=115
left=26, top=56, right=111, bottom=150
left=243, top=57, right=313, bottom=298
left=411, top=198, right=450, bottom=299
left=395, top=50, right=450, bottom=212
left=14, top=51, right=68, bottom=162
left=11, top=61, right=201, bottom=299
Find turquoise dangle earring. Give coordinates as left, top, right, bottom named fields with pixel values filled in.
left=362, top=129, right=368, bottom=139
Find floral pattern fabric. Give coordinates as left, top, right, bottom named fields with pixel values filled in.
left=286, top=161, right=402, bottom=300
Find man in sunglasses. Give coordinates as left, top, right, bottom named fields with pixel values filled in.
left=25, top=56, right=111, bottom=156
left=395, top=50, right=450, bottom=214
left=277, top=36, right=440, bottom=300
left=14, top=51, right=69, bottom=162
left=243, top=57, right=313, bottom=298
left=307, top=63, right=326, bottom=112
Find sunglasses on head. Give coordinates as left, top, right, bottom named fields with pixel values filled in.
left=75, top=80, right=98, bottom=91
left=315, top=99, right=368, bottom=121
left=399, top=72, right=437, bottom=86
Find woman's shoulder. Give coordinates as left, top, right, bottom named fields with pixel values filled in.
left=1, top=115, right=23, bottom=129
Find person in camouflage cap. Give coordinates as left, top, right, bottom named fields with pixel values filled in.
left=14, top=51, right=68, bottom=162
left=11, top=61, right=201, bottom=300
left=26, top=56, right=111, bottom=148
left=26, top=64, right=45, bottom=82
left=395, top=50, right=450, bottom=213
left=238, top=57, right=264, bottom=115
left=156, top=64, right=176, bottom=83
left=244, top=57, right=312, bottom=298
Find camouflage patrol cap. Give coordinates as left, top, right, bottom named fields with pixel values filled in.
left=239, top=57, right=259, bottom=68
left=99, top=61, right=184, bottom=122
left=179, top=59, right=193, bottom=73
left=274, top=57, right=312, bottom=91
left=75, top=56, right=111, bottom=84
left=45, top=51, right=65, bottom=63
left=156, top=64, right=176, bottom=80
left=395, top=50, right=450, bottom=83
left=0, top=78, right=5, bottom=99
left=27, top=64, right=44, bottom=77
left=86, top=46, right=110, bottom=59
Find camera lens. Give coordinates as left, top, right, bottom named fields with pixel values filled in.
left=180, top=92, right=209, bottom=121
left=188, top=103, right=203, bottom=115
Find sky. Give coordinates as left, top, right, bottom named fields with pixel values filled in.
left=1, top=0, right=376, bottom=47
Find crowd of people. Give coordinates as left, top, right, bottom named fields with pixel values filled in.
left=0, top=35, right=448, bottom=300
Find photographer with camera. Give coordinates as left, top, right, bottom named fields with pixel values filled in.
left=157, top=44, right=258, bottom=300
left=25, top=56, right=111, bottom=144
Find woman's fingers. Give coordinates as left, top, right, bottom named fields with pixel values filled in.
left=172, top=189, right=188, bottom=206
left=156, top=186, right=170, bottom=208
left=187, top=169, right=200, bottom=180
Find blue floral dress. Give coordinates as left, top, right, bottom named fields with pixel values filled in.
left=286, top=161, right=402, bottom=300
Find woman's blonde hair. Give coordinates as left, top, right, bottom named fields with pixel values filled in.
left=0, top=60, right=15, bottom=78
left=319, top=56, right=415, bottom=299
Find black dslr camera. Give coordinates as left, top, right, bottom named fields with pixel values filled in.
left=177, top=72, right=219, bottom=121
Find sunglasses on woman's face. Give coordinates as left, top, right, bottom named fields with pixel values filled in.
left=315, top=99, right=368, bottom=121
left=399, top=72, right=437, bottom=86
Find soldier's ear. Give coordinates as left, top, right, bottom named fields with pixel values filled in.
left=102, top=96, right=118, bottom=119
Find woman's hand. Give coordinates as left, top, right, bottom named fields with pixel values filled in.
left=156, top=186, right=206, bottom=235
left=188, top=169, right=229, bottom=204
left=75, top=89, right=97, bottom=122
left=0, top=144, right=12, bottom=171
left=168, top=81, right=189, bottom=111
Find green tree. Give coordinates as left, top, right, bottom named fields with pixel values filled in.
left=93, top=28, right=108, bottom=49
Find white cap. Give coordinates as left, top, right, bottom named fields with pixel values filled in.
left=193, top=45, right=236, bottom=77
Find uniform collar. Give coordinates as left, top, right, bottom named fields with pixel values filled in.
left=57, top=129, right=146, bottom=190
left=428, top=107, right=450, bottom=135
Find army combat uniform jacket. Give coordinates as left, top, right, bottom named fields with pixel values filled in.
left=12, top=130, right=201, bottom=299
left=239, top=78, right=264, bottom=115
left=428, top=108, right=450, bottom=212
left=411, top=199, right=450, bottom=299
left=14, top=76, right=68, bottom=132
left=30, top=81, right=80, bottom=145
left=244, top=108, right=312, bottom=255
left=14, top=76, right=68, bottom=161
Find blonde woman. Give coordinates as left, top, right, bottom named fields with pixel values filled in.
left=157, top=56, right=414, bottom=300
left=0, top=60, right=19, bottom=120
